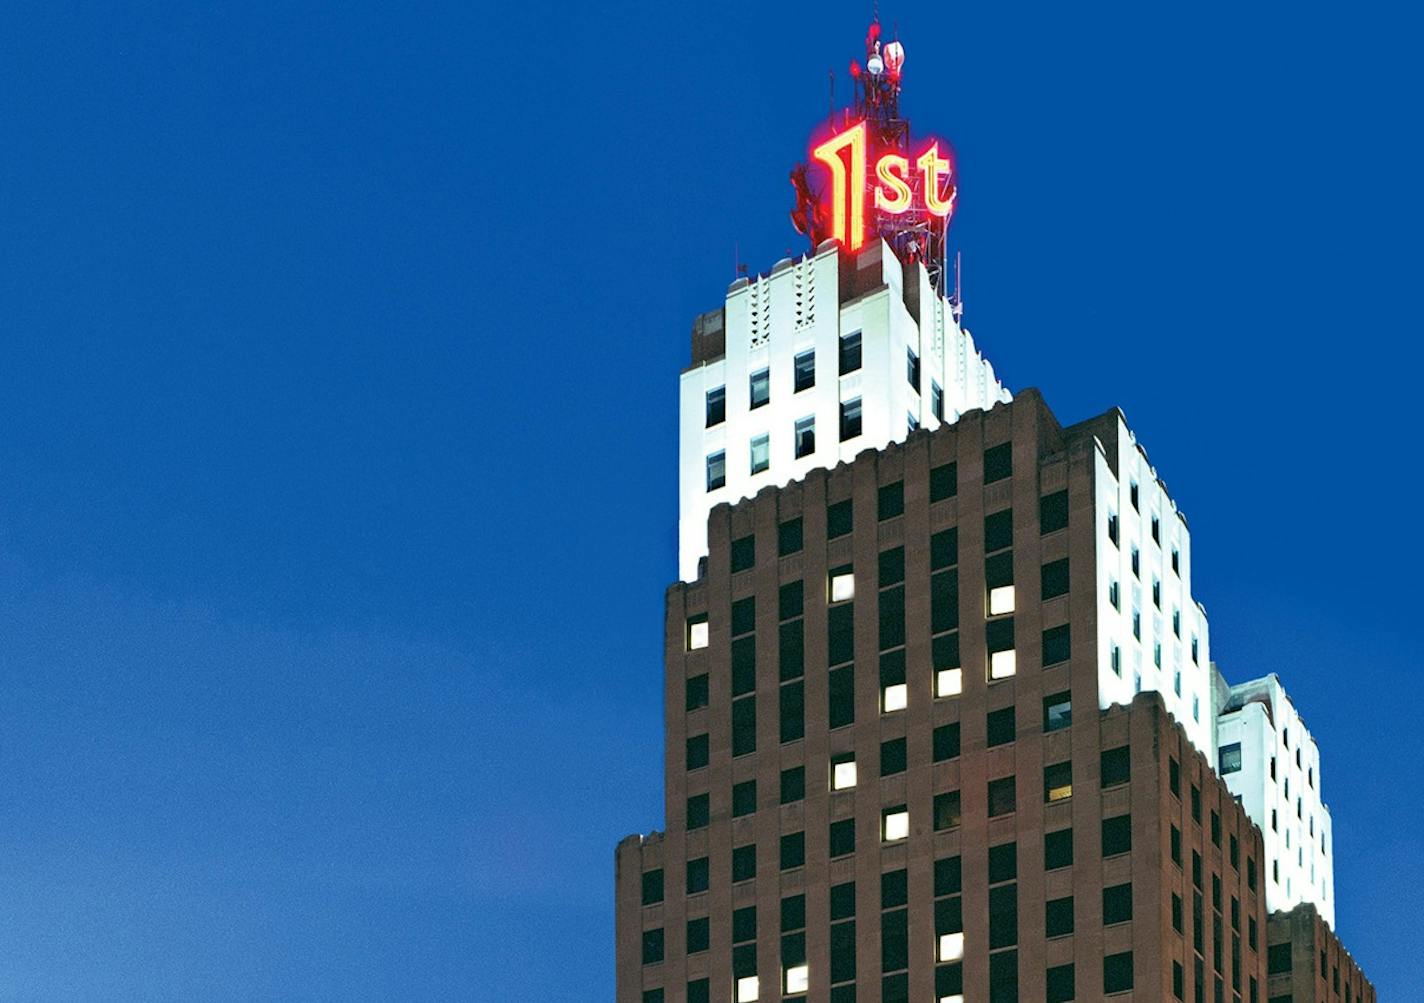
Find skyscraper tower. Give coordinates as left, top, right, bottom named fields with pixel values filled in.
left=616, top=21, right=1373, bottom=1003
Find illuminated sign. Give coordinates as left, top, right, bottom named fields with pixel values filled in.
left=810, top=120, right=956, bottom=252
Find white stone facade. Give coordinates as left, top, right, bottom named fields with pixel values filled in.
left=677, top=239, right=1009, bottom=582
left=1214, top=673, right=1336, bottom=927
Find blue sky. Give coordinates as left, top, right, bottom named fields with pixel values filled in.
left=0, top=1, right=1419, bottom=998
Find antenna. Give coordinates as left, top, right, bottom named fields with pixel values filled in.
left=952, top=252, right=965, bottom=322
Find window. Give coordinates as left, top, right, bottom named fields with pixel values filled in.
left=882, top=805, right=909, bottom=841
left=1101, top=746, right=1130, bottom=788
left=687, top=733, right=709, bottom=770
left=794, top=349, right=815, bottom=392
left=936, top=666, right=963, bottom=698
left=931, top=381, right=944, bottom=420
left=781, top=831, right=805, bottom=870
left=826, top=498, right=853, bottom=538
left=1044, top=691, right=1071, bottom=732
left=1045, top=828, right=1073, bottom=869
left=732, top=696, right=755, bottom=756
left=781, top=766, right=804, bottom=804
left=829, top=818, right=855, bottom=857
left=987, top=707, right=1016, bottom=747
left=829, top=664, right=854, bottom=728
left=732, top=779, right=757, bottom=817
left=778, top=517, right=803, bottom=556
left=881, top=737, right=907, bottom=776
left=1102, top=814, right=1132, bottom=856
left=878, top=481, right=904, bottom=520
left=1044, top=761, right=1073, bottom=802
left=732, top=844, right=756, bottom=882
left=1046, top=896, right=1074, bottom=937
left=1109, top=579, right=1120, bottom=609
left=1171, top=825, right=1182, bottom=865
left=839, top=397, right=862, bottom=440
left=988, top=884, right=1017, bottom=950
left=1108, top=511, right=1119, bottom=545
left=831, top=754, right=857, bottom=791
left=934, top=790, right=962, bottom=830
left=1219, top=743, right=1242, bottom=775
left=733, top=906, right=756, bottom=942
left=686, top=856, right=709, bottom=894
left=1104, top=951, right=1133, bottom=993
left=750, top=433, right=770, bottom=474
left=736, top=976, right=758, bottom=1003
left=934, top=723, right=961, bottom=761
left=1267, top=944, right=1291, bottom=975
left=1041, top=558, right=1069, bottom=599
left=1040, top=490, right=1069, bottom=533
left=1151, top=514, right=1161, bottom=543
left=750, top=367, right=770, bottom=409
left=839, top=331, right=862, bottom=374
left=938, top=931, right=964, bottom=962
left=984, top=442, right=1012, bottom=483
left=988, top=776, right=1016, bottom=817
left=986, top=618, right=1015, bottom=680
left=642, top=869, right=664, bottom=906
left=687, top=793, right=709, bottom=830
left=686, top=916, right=709, bottom=953
left=1169, top=757, right=1180, bottom=795
left=1172, top=547, right=1180, bottom=573
left=829, top=567, right=855, bottom=602
left=785, top=964, right=809, bottom=996
left=985, top=508, right=1014, bottom=552
left=686, top=613, right=709, bottom=651
left=1152, top=576, right=1161, bottom=608
left=787, top=414, right=815, bottom=459
left=1103, top=882, right=1133, bottom=925
left=706, top=385, right=725, bottom=427
left=1129, top=480, right=1139, bottom=510
left=1047, top=963, right=1075, bottom=1003
left=930, top=461, right=957, bottom=501
left=642, top=927, right=664, bottom=965
left=1042, top=624, right=1071, bottom=665
left=706, top=451, right=726, bottom=491
left=988, top=584, right=1015, bottom=615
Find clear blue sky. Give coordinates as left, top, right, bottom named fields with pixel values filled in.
left=0, top=1, right=1418, bottom=999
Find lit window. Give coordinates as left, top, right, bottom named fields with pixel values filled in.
left=737, top=975, right=759, bottom=1003
left=794, top=415, right=815, bottom=458
left=706, top=451, right=725, bottom=491
left=831, top=757, right=857, bottom=791
left=989, top=649, right=1016, bottom=680
left=882, top=683, right=907, bottom=713
left=938, top=931, right=965, bottom=962
left=988, top=585, right=1015, bottom=615
left=750, top=434, right=770, bottom=474
left=936, top=668, right=963, bottom=697
left=785, top=964, right=809, bottom=995
left=883, top=806, right=909, bottom=841
left=1045, top=761, right=1073, bottom=802
left=830, top=570, right=855, bottom=602
left=688, top=619, right=708, bottom=650
left=750, top=368, right=770, bottom=409
left=939, top=997, right=965, bottom=1003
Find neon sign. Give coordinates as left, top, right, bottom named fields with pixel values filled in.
left=809, top=120, right=957, bottom=252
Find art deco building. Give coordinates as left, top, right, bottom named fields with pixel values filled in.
left=1265, top=903, right=1374, bottom=1002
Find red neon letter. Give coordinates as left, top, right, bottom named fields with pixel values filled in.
left=874, top=154, right=913, bottom=214
left=917, top=143, right=956, bottom=217
left=813, top=122, right=867, bottom=251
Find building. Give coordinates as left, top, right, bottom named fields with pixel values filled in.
left=678, top=239, right=1008, bottom=583
left=1213, top=673, right=1335, bottom=927
left=1265, top=903, right=1374, bottom=1002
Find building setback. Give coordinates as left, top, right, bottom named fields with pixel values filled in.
left=1266, top=903, right=1375, bottom=1002
left=617, top=389, right=1276, bottom=1002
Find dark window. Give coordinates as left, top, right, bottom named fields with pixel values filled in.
left=1107, top=511, right=1119, bottom=545
left=934, top=790, right=962, bottom=830
left=931, top=569, right=959, bottom=633
left=882, top=907, right=908, bottom=973
left=1211, top=810, right=1221, bottom=847
left=934, top=855, right=962, bottom=896
left=781, top=894, right=806, bottom=932
left=1267, top=944, right=1291, bottom=975
left=1042, top=624, right=1071, bottom=665
left=732, top=779, right=756, bottom=817
left=749, top=367, right=770, bottom=409
left=907, top=347, right=921, bottom=390
left=1102, top=814, right=1132, bottom=856
left=1104, top=951, right=1134, bottom=993
left=932, top=631, right=960, bottom=672
left=931, top=382, right=944, bottom=420
left=988, top=776, right=1016, bottom=817
left=779, top=681, right=804, bottom=742
left=988, top=842, right=1018, bottom=883
left=839, top=331, right=862, bottom=374
left=1219, top=743, right=1243, bottom=775
left=731, top=595, right=756, bottom=635
left=984, top=442, right=1013, bottom=483
left=686, top=856, right=709, bottom=894
left=1171, top=825, right=1182, bottom=865
left=1103, top=882, right=1133, bottom=924
left=881, top=868, right=908, bottom=909
left=880, top=737, right=907, bottom=776
left=780, top=831, right=805, bottom=870
left=879, top=649, right=905, bottom=694
left=778, top=620, right=804, bottom=677
left=794, top=415, right=815, bottom=458
left=1041, top=558, right=1070, bottom=599
left=779, top=579, right=804, bottom=620
left=1170, top=757, right=1180, bottom=795
left=936, top=962, right=963, bottom=1000
left=778, top=517, right=803, bottom=556
left=732, top=844, right=756, bottom=882
left=1173, top=892, right=1184, bottom=932
left=829, top=665, right=854, bottom=729
left=1040, top=490, right=1069, bottom=533
left=986, top=617, right=1015, bottom=654
left=989, top=948, right=1018, bottom=1003
left=828, top=602, right=854, bottom=664
left=686, top=793, right=709, bottom=830
left=706, top=386, right=725, bottom=427
left=934, top=722, right=961, bottom=761
left=706, top=451, right=725, bottom=491
left=878, top=481, right=904, bottom=520
left=879, top=584, right=905, bottom=650
left=831, top=881, right=857, bottom=920
left=642, top=927, right=663, bottom=965
left=985, top=551, right=1013, bottom=590
left=1047, top=962, right=1075, bottom=1003
left=930, top=461, right=958, bottom=501
left=794, top=349, right=815, bottom=392
left=1046, top=895, right=1075, bottom=937
left=1044, top=691, right=1071, bottom=732
left=829, top=818, right=856, bottom=857
left=878, top=546, right=905, bottom=586
left=1045, top=828, right=1073, bottom=869
left=685, top=672, right=708, bottom=711
left=985, top=508, right=1014, bottom=552
left=1129, top=481, right=1139, bottom=510
left=827, top=499, right=853, bottom=538
left=1101, top=746, right=1131, bottom=788
left=840, top=397, right=862, bottom=440
left=987, top=707, right=1016, bottom=747
left=988, top=884, right=1018, bottom=949
left=642, top=869, right=664, bottom=906
left=733, top=905, right=757, bottom=943
left=731, top=636, right=756, bottom=695
left=731, top=535, right=755, bottom=574
left=686, top=733, right=709, bottom=770
left=1044, top=761, right=1073, bottom=802
left=830, top=920, right=856, bottom=985
left=780, top=766, right=804, bottom=804
left=931, top=527, right=959, bottom=569
left=731, top=696, right=755, bottom=756
left=1191, top=784, right=1201, bottom=822
left=686, top=916, right=709, bottom=953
